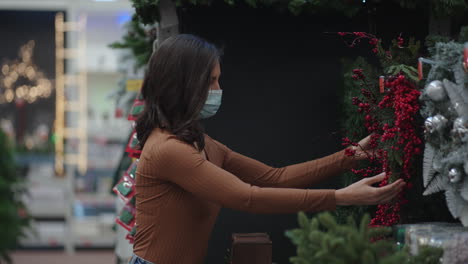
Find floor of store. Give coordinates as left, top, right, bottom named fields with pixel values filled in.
left=11, top=250, right=116, bottom=264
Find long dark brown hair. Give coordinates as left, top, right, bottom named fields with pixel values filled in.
left=135, top=34, right=221, bottom=151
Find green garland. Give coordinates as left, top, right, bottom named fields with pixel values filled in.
left=131, top=0, right=468, bottom=25
left=0, top=131, right=30, bottom=263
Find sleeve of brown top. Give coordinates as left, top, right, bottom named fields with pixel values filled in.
left=209, top=139, right=358, bottom=188
left=151, top=139, right=337, bottom=213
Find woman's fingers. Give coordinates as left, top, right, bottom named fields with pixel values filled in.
left=373, top=179, right=405, bottom=204
left=365, top=172, right=386, bottom=185
left=336, top=173, right=407, bottom=206
left=378, top=186, right=402, bottom=203
left=376, top=179, right=404, bottom=192
left=358, top=135, right=371, bottom=149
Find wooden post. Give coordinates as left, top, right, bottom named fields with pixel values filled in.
left=231, top=233, right=272, bottom=264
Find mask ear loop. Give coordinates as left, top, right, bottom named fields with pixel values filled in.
left=209, top=89, right=223, bottom=94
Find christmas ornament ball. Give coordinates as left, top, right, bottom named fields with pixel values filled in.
left=425, top=116, right=435, bottom=133
left=425, top=115, right=448, bottom=133
left=453, top=102, right=464, bottom=114
left=426, top=80, right=446, bottom=101
left=448, top=167, right=462, bottom=183
left=433, top=114, right=448, bottom=131
left=453, top=117, right=468, bottom=134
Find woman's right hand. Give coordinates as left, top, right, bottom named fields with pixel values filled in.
left=335, top=173, right=406, bottom=206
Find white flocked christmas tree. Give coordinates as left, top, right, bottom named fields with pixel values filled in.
left=420, top=42, right=468, bottom=226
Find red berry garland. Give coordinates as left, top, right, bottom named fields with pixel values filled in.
left=343, top=72, right=422, bottom=227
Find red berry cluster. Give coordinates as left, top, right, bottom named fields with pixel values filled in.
left=352, top=69, right=366, bottom=80
left=337, top=32, right=412, bottom=59
left=351, top=167, right=383, bottom=178
left=369, top=37, right=379, bottom=53
left=337, top=32, right=380, bottom=53
left=342, top=73, right=422, bottom=227
left=397, top=35, right=404, bottom=48
left=374, top=75, right=421, bottom=226
left=344, top=147, right=357, bottom=157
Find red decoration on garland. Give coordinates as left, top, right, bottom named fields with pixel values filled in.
left=343, top=73, right=422, bottom=227
left=115, top=87, right=145, bottom=243
left=128, top=100, right=145, bottom=121
left=116, top=204, right=136, bottom=231
left=125, top=233, right=135, bottom=244
left=112, top=174, right=136, bottom=203
left=125, top=130, right=142, bottom=157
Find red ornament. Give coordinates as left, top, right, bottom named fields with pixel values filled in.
left=115, top=108, right=123, bottom=118
left=418, top=58, right=423, bottom=80
left=397, top=35, right=404, bottom=47
left=15, top=98, right=25, bottom=108
left=379, top=76, right=384, bottom=93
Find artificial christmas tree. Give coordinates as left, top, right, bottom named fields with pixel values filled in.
left=420, top=41, right=468, bottom=226
left=0, top=130, right=30, bottom=263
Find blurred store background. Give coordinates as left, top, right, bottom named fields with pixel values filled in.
left=0, top=0, right=135, bottom=263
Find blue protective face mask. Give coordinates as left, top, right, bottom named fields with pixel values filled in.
left=199, top=90, right=222, bottom=119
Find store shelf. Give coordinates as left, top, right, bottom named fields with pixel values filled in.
left=23, top=162, right=68, bottom=219
left=74, top=215, right=115, bottom=247
left=75, top=193, right=115, bottom=208
left=20, top=205, right=116, bottom=249
left=25, top=199, right=67, bottom=219
left=20, top=221, right=66, bottom=248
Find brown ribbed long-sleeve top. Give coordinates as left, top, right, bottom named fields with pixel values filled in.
left=134, top=128, right=357, bottom=264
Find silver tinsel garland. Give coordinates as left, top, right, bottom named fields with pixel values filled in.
left=420, top=41, right=468, bottom=226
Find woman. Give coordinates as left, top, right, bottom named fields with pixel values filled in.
left=130, top=34, right=405, bottom=264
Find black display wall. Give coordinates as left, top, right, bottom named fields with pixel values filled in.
left=0, top=10, right=59, bottom=146
left=178, top=2, right=428, bottom=264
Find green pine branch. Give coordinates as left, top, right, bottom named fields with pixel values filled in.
left=0, top=131, right=31, bottom=264
left=286, top=212, right=444, bottom=264
left=108, top=15, right=156, bottom=69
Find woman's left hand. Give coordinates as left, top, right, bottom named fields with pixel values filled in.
left=351, top=134, right=376, bottom=161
